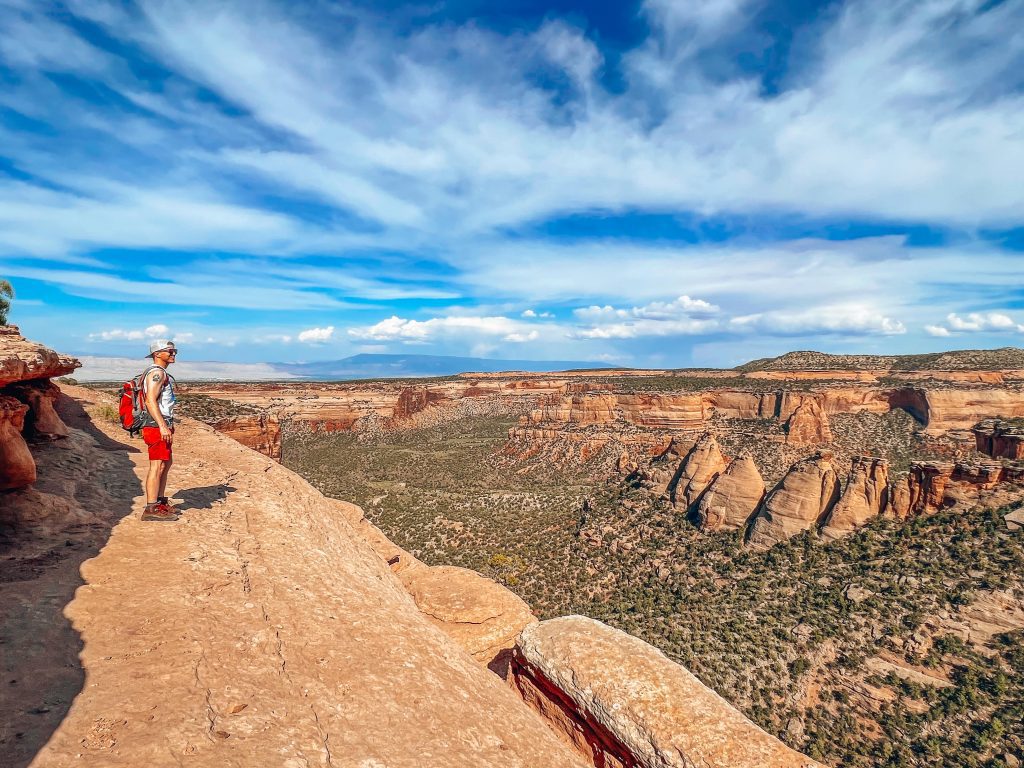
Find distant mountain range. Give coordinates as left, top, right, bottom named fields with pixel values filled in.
left=74, top=353, right=615, bottom=381
left=275, top=353, right=615, bottom=379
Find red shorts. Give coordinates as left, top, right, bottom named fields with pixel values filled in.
left=142, top=426, right=173, bottom=461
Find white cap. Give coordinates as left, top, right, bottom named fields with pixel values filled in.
left=146, top=339, right=176, bottom=357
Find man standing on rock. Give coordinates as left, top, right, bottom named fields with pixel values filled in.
left=141, top=339, right=178, bottom=522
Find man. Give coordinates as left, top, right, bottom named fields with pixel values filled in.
left=141, top=339, right=178, bottom=522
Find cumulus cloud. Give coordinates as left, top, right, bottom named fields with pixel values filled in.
left=572, top=295, right=721, bottom=338
left=297, top=325, right=335, bottom=343
left=728, top=305, right=907, bottom=336
left=348, top=315, right=539, bottom=344
left=88, top=323, right=172, bottom=341
left=926, top=312, right=1024, bottom=336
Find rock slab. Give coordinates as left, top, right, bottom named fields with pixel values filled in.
left=509, top=616, right=826, bottom=768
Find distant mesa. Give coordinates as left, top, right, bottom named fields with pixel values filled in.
left=76, top=353, right=615, bottom=381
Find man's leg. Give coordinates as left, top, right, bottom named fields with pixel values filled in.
left=145, top=459, right=166, bottom=503
left=158, top=457, right=173, bottom=500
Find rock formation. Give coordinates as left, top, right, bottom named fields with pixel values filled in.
left=0, top=327, right=79, bottom=491
left=671, top=432, right=727, bottom=510
left=695, top=454, right=766, bottom=532
left=887, top=460, right=1024, bottom=518
left=820, top=457, right=890, bottom=540
left=508, top=616, right=826, bottom=768
left=209, top=413, right=282, bottom=460
left=785, top=397, right=832, bottom=445
left=974, top=418, right=1024, bottom=460
left=398, top=564, right=536, bottom=671
left=746, top=452, right=841, bottom=549
left=9, top=379, right=70, bottom=439
left=0, top=395, right=35, bottom=490
left=0, top=325, right=79, bottom=387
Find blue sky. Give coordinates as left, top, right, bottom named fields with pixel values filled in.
left=1, top=0, right=1023, bottom=368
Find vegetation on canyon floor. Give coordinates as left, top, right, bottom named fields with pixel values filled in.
left=284, top=414, right=1024, bottom=768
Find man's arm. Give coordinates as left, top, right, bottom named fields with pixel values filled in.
left=144, top=368, right=173, bottom=444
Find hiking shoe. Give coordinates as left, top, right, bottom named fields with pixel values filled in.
left=157, top=496, right=178, bottom=511
left=141, top=503, right=177, bottom=522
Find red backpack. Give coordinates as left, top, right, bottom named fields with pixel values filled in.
left=118, top=365, right=159, bottom=436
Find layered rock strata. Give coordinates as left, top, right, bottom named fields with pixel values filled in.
left=819, top=457, right=890, bottom=540
left=746, top=452, right=841, bottom=549
left=508, top=616, right=826, bottom=768
left=0, top=325, right=79, bottom=387
left=695, top=454, right=766, bottom=532
left=974, top=419, right=1024, bottom=460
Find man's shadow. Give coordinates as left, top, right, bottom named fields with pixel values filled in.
left=174, top=484, right=237, bottom=511
left=1, top=393, right=139, bottom=768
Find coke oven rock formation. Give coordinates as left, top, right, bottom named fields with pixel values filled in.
left=508, top=616, right=826, bottom=768
left=746, top=451, right=841, bottom=549
left=819, top=457, right=890, bottom=540
left=695, top=454, right=767, bottom=532
left=671, top=431, right=727, bottom=510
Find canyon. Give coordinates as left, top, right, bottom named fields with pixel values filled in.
left=9, top=331, right=1024, bottom=767
left=2, top=330, right=830, bottom=767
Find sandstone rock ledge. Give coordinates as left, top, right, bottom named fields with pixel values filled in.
left=19, top=386, right=587, bottom=768
left=508, top=617, right=826, bottom=768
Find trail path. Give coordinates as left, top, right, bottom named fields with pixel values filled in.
left=2, top=386, right=584, bottom=768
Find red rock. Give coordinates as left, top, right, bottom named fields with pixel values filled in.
left=746, top=452, right=840, bottom=549
left=671, top=432, right=727, bottom=510
left=210, top=414, right=281, bottom=460
left=508, top=616, right=826, bottom=768
left=0, top=395, right=35, bottom=490
left=695, top=454, right=766, bottom=531
left=820, top=457, right=889, bottom=540
left=785, top=397, right=832, bottom=445
left=9, top=380, right=69, bottom=439
left=0, top=326, right=79, bottom=387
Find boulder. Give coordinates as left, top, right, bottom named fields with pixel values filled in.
left=671, top=432, right=727, bottom=510
left=399, top=565, right=537, bottom=671
left=695, top=454, right=766, bottom=532
left=0, top=395, right=35, bottom=490
left=508, top=616, right=826, bottom=768
left=746, top=451, right=840, bottom=549
left=820, top=457, right=889, bottom=540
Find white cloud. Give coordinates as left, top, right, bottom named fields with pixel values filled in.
left=572, top=295, right=721, bottom=338
left=729, top=305, right=906, bottom=336
left=89, top=323, right=176, bottom=342
left=297, top=325, right=335, bottom=343
left=927, top=312, right=1024, bottom=335
left=348, top=315, right=541, bottom=344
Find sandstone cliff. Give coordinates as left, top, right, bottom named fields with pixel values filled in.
left=695, top=454, right=766, bottom=532
left=671, top=431, right=727, bottom=510
left=3, top=381, right=826, bottom=768
left=819, top=457, right=889, bottom=540
left=747, top=452, right=841, bottom=549
left=974, top=418, right=1024, bottom=460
